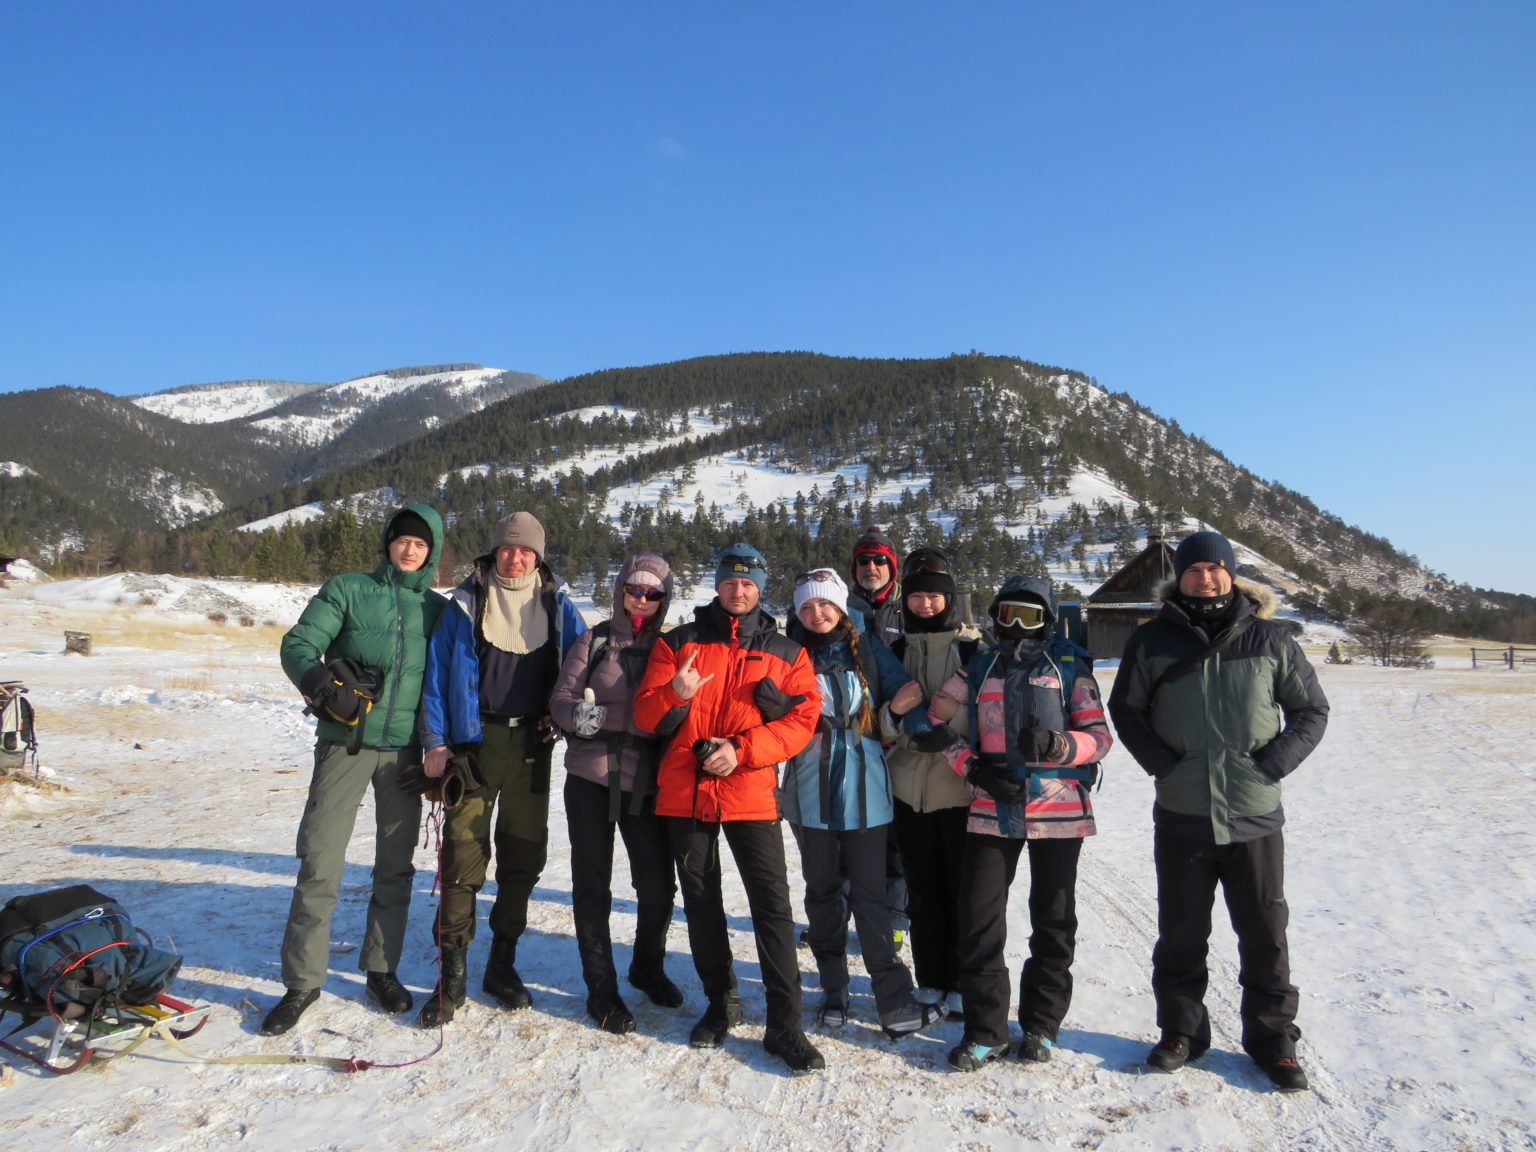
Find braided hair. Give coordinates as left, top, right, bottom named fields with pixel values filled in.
left=837, top=615, right=877, bottom=736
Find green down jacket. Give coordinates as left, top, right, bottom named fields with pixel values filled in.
left=1107, top=579, right=1329, bottom=845
left=280, top=505, right=448, bottom=749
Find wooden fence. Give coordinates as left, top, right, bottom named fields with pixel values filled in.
left=1469, top=646, right=1536, bottom=670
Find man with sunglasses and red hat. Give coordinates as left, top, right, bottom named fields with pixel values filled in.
left=849, top=526, right=903, bottom=646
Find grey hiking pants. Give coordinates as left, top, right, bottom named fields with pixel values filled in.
left=279, top=740, right=422, bottom=990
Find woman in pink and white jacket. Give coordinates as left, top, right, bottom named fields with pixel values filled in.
left=926, top=574, right=1112, bottom=1072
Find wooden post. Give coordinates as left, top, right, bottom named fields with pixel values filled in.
left=64, top=630, right=92, bottom=656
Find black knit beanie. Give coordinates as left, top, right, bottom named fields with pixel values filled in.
left=1173, top=531, right=1235, bottom=580
left=387, top=510, right=433, bottom=546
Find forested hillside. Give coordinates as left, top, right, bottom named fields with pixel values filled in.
left=59, top=351, right=1528, bottom=641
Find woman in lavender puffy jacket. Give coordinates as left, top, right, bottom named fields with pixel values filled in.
left=549, top=554, right=683, bottom=1035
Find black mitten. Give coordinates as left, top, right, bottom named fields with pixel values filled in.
left=755, top=679, right=808, bottom=721
left=1018, top=727, right=1067, bottom=764
left=968, top=762, right=1026, bottom=805
left=909, top=723, right=955, bottom=754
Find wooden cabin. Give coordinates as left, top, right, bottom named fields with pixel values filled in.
left=1084, top=538, right=1176, bottom=659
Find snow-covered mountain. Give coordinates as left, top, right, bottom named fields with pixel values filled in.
left=1, top=352, right=1512, bottom=628
left=0, top=364, right=546, bottom=547
left=129, top=378, right=332, bottom=424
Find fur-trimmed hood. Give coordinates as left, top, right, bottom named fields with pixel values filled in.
left=1158, top=576, right=1278, bottom=620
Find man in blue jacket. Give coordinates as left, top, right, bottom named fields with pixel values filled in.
left=416, top=511, right=586, bottom=1027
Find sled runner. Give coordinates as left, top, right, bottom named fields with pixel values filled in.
left=0, top=988, right=209, bottom=1075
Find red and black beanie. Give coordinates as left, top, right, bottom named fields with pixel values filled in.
left=849, top=526, right=899, bottom=582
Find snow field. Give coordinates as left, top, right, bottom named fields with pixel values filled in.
left=1, top=583, right=1533, bottom=1151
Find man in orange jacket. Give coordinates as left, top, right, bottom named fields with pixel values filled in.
left=635, top=543, right=825, bottom=1072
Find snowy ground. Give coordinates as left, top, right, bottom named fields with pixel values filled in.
left=1, top=580, right=1533, bottom=1151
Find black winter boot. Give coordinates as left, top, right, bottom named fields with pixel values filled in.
left=365, top=971, right=413, bottom=1015
left=627, top=967, right=685, bottom=1009
left=483, top=935, right=533, bottom=1011
left=587, top=995, right=637, bottom=1035
left=688, top=989, right=742, bottom=1048
left=260, top=988, right=320, bottom=1036
left=763, top=1028, right=826, bottom=1074
left=419, top=948, right=468, bottom=1028
left=1259, top=1055, right=1310, bottom=1093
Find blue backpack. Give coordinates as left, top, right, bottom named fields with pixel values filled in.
left=0, top=885, right=182, bottom=1010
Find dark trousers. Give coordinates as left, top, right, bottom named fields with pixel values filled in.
left=564, top=774, right=678, bottom=1001
left=435, top=723, right=552, bottom=950
left=791, top=823, right=911, bottom=1016
left=885, top=834, right=910, bottom=932
left=1152, top=827, right=1299, bottom=1060
left=668, top=817, right=802, bottom=1033
left=890, top=801, right=969, bottom=992
left=958, top=833, right=1083, bottom=1047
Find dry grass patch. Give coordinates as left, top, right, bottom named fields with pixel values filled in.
left=65, top=615, right=288, bottom=653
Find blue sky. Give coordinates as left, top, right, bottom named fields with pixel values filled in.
left=3, top=2, right=1532, bottom=594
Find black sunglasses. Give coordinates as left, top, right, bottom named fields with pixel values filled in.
left=623, top=584, right=664, bottom=602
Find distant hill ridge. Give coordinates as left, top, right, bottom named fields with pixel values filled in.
left=2, top=351, right=1528, bottom=639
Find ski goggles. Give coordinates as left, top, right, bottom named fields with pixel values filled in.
left=902, top=552, right=949, bottom=577
left=995, top=601, right=1048, bottom=629
left=623, top=584, right=664, bottom=602
left=854, top=552, right=891, bottom=568
left=794, top=569, right=839, bottom=587
left=718, top=552, right=766, bottom=575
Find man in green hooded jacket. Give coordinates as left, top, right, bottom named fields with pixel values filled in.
left=262, top=504, right=448, bottom=1036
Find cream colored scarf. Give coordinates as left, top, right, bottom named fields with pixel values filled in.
left=483, top=571, right=548, bottom=654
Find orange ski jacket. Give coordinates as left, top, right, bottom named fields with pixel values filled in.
left=635, top=601, right=821, bottom=822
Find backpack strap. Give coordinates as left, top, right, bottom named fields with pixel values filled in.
left=1148, top=616, right=1255, bottom=702
left=583, top=622, right=612, bottom=692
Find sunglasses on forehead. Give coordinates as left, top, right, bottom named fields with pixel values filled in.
left=794, top=569, right=838, bottom=586
left=623, top=584, right=664, bottom=602
left=854, top=553, right=891, bottom=567
left=995, top=601, right=1048, bottom=629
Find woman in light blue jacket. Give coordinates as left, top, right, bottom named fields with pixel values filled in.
left=781, top=569, right=945, bottom=1039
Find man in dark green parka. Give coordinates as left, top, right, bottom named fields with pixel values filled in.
left=1108, top=531, right=1327, bottom=1093
left=262, top=504, right=448, bottom=1035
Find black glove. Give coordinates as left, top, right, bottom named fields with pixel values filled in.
left=755, top=679, right=808, bottom=722
left=300, top=659, right=376, bottom=726
left=909, top=723, right=955, bottom=754
left=968, top=762, right=1026, bottom=805
left=1018, top=727, right=1067, bottom=764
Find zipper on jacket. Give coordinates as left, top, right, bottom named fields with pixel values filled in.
left=383, top=573, right=405, bottom=741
